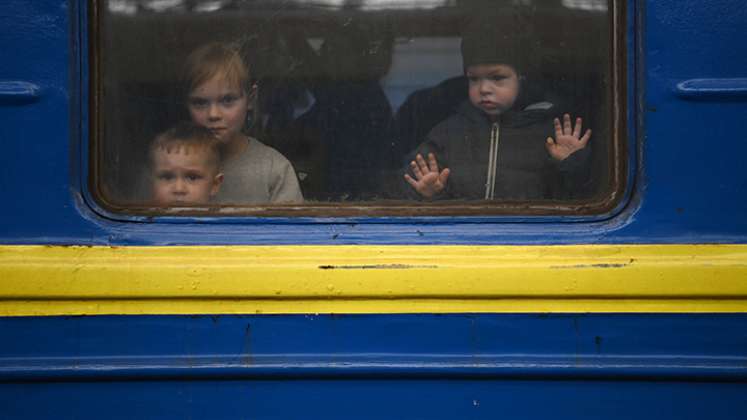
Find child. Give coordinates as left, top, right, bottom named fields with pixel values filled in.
left=403, top=20, right=592, bottom=200
left=183, top=42, right=303, bottom=204
left=150, top=122, right=224, bottom=206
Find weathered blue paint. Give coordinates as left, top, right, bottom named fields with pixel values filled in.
left=1, top=314, right=746, bottom=419
left=0, top=1, right=745, bottom=245
left=2, top=314, right=747, bottom=381
left=3, top=379, right=746, bottom=420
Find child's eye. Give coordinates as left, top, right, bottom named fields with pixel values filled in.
left=188, top=98, right=209, bottom=109
left=186, top=173, right=204, bottom=182
left=219, top=95, right=240, bottom=106
left=156, top=172, right=174, bottom=181
left=490, top=75, right=508, bottom=82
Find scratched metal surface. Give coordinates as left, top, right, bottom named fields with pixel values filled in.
left=3, top=379, right=745, bottom=419
left=0, top=1, right=745, bottom=245
left=1, top=314, right=747, bottom=419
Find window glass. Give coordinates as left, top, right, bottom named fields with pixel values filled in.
left=93, top=0, right=621, bottom=215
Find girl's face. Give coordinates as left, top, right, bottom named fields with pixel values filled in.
left=187, top=74, right=250, bottom=144
left=466, top=64, right=520, bottom=117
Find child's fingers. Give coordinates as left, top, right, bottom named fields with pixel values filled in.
left=410, top=160, right=424, bottom=179
left=545, top=137, right=560, bottom=158
left=415, top=154, right=430, bottom=174
left=416, top=153, right=429, bottom=170
left=439, top=168, right=451, bottom=184
left=404, top=173, right=419, bottom=188
left=572, top=117, right=582, bottom=138
left=579, top=129, right=592, bottom=147
left=563, top=114, right=572, bottom=135
left=427, top=153, right=440, bottom=172
left=553, top=118, right=562, bottom=139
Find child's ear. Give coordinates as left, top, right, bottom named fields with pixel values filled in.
left=210, top=172, right=224, bottom=197
left=246, top=83, right=258, bottom=111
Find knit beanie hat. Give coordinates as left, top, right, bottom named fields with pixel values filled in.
left=460, top=15, right=524, bottom=73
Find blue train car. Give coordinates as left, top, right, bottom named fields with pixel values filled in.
left=1, top=0, right=747, bottom=418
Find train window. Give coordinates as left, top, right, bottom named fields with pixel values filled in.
left=91, top=0, right=625, bottom=217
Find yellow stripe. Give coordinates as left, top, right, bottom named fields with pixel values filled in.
left=1, top=245, right=746, bottom=315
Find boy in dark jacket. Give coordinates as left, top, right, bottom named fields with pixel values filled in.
left=403, top=20, right=591, bottom=201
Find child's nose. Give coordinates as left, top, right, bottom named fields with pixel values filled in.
left=208, top=103, right=221, bottom=120
left=172, top=178, right=188, bottom=194
left=478, top=79, right=491, bottom=93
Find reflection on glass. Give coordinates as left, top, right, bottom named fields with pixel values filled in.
left=193, top=0, right=233, bottom=13
left=97, top=0, right=614, bottom=210
left=357, top=0, right=454, bottom=11
left=108, top=0, right=138, bottom=15
left=271, top=0, right=454, bottom=10
left=561, top=0, right=608, bottom=12
left=141, top=0, right=187, bottom=13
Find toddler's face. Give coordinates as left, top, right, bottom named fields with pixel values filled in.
left=466, top=64, right=519, bottom=117
left=187, top=74, right=250, bottom=144
left=151, top=146, right=223, bottom=205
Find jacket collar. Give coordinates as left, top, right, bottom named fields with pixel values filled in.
left=456, top=100, right=554, bottom=128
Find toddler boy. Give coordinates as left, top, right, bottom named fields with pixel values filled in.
left=150, top=122, right=224, bottom=205
left=403, top=18, right=591, bottom=200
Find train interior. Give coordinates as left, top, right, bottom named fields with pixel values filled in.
left=98, top=0, right=612, bottom=207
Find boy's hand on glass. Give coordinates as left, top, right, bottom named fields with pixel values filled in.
left=546, top=114, right=591, bottom=161
left=404, top=153, right=450, bottom=198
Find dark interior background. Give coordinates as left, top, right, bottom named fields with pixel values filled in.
left=97, top=0, right=611, bottom=206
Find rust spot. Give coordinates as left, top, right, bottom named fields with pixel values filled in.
left=590, top=263, right=627, bottom=268
left=318, top=264, right=438, bottom=270
left=550, top=263, right=628, bottom=269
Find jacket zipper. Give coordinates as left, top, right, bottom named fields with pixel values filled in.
left=485, top=122, right=500, bottom=199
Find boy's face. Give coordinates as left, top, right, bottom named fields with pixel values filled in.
left=187, top=74, right=250, bottom=144
left=151, top=146, right=223, bottom=205
left=466, top=64, right=520, bottom=117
